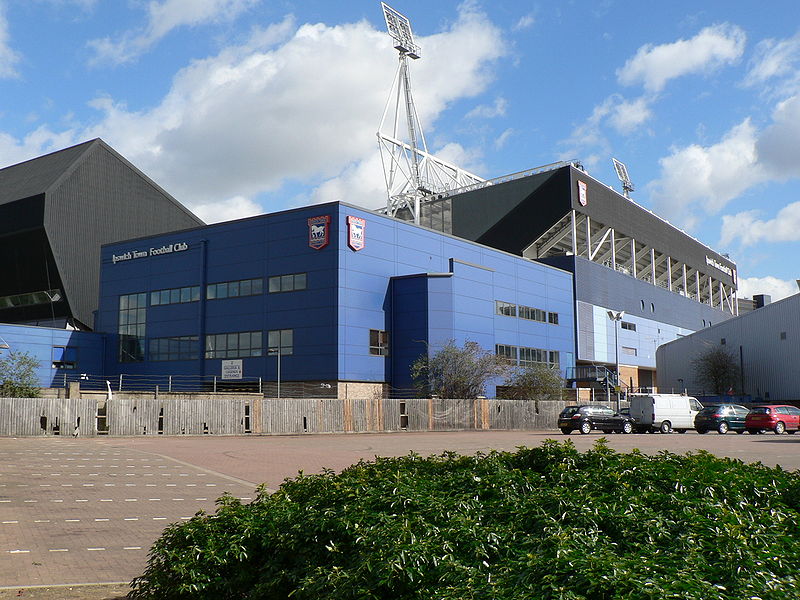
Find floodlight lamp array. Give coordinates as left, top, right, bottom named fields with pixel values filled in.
left=381, top=2, right=420, bottom=58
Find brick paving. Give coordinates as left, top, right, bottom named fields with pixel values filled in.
left=2, top=429, right=799, bottom=589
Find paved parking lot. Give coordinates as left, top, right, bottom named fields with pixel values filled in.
left=2, top=429, right=799, bottom=589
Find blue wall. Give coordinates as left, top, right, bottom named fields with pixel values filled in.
left=0, top=324, right=105, bottom=388
left=96, top=202, right=575, bottom=396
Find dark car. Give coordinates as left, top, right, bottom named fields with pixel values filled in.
left=745, top=405, right=800, bottom=434
left=558, top=405, right=634, bottom=435
left=694, top=404, right=750, bottom=434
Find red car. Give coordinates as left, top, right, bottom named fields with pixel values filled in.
left=745, top=404, right=800, bottom=435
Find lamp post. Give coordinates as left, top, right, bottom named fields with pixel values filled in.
left=607, top=310, right=624, bottom=410
left=268, top=347, right=281, bottom=399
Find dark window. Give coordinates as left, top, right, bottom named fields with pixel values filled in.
left=780, top=332, right=787, bottom=340
left=621, top=321, right=636, bottom=331
left=150, top=336, right=199, bottom=361
left=269, top=273, right=307, bottom=293
left=495, top=344, right=518, bottom=363
left=151, top=285, right=200, bottom=306
left=119, top=292, right=147, bottom=362
left=721, top=338, right=726, bottom=345
left=207, top=278, right=264, bottom=300
left=205, top=331, right=263, bottom=359
left=369, top=329, right=390, bottom=356
left=548, top=312, right=559, bottom=325
left=267, top=329, right=293, bottom=356
left=495, top=301, right=517, bottom=317
left=52, top=346, right=77, bottom=369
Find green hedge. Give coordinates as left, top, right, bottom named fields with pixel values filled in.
left=129, top=440, right=800, bottom=599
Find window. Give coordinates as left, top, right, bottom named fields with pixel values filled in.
left=268, top=329, right=293, bottom=356
left=518, top=347, right=560, bottom=367
left=119, top=292, right=147, bottom=362
left=369, top=329, right=389, bottom=356
left=518, top=305, right=545, bottom=322
left=621, top=321, right=636, bottom=331
left=548, top=312, right=559, bottom=325
left=207, top=278, right=263, bottom=300
left=721, top=338, right=726, bottom=345
left=621, top=346, right=637, bottom=356
left=269, top=273, right=307, bottom=293
left=495, top=301, right=517, bottom=317
left=205, top=331, right=263, bottom=359
left=149, top=336, right=199, bottom=361
left=52, top=346, right=77, bottom=369
left=150, top=285, right=200, bottom=306
left=780, top=332, right=787, bottom=340
left=495, top=344, right=518, bottom=363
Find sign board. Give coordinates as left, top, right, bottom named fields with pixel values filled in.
left=308, top=215, right=331, bottom=250
left=221, top=359, right=243, bottom=380
left=112, top=241, right=189, bottom=265
left=577, top=180, right=588, bottom=206
left=347, top=215, right=366, bottom=251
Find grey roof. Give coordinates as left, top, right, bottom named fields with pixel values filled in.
left=0, top=140, right=97, bottom=205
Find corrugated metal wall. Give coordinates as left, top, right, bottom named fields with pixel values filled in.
left=0, top=396, right=571, bottom=437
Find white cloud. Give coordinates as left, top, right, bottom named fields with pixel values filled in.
left=617, top=24, right=745, bottom=93
left=608, top=96, right=652, bottom=134
left=65, top=5, right=502, bottom=221
left=736, top=276, right=799, bottom=302
left=513, top=14, right=535, bottom=31
left=0, top=3, right=20, bottom=78
left=647, top=119, right=764, bottom=229
left=494, top=128, right=513, bottom=149
left=720, top=202, right=800, bottom=247
left=191, top=195, right=262, bottom=223
left=88, top=0, right=258, bottom=65
left=466, top=97, right=507, bottom=119
left=745, top=33, right=800, bottom=90
left=756, top=95, right=800, bottom=178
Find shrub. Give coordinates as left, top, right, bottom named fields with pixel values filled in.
left=410, top=340, right=506, bottom=399
left=129, top=441, right=800, bottom=599
left=0, top=350, right=40, bottom=398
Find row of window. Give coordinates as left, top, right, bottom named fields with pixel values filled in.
left=151, top=286, right=201, bottom=306
left=128, top=328, right=391, bottom=362
left=495, top=301, right=559, bottom=325
left=495, top=344, right=560, bottom=367
left=207, top=278, right=264, bottom=300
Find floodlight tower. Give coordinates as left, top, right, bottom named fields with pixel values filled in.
left=612, top=157, right=635, bottom=198
left=377, top=3, right=483, bottom=224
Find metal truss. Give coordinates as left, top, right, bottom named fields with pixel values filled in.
left=523, top=210, right=738, bottom=315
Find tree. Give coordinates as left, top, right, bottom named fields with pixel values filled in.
left=691, top=346, right=740, bottom=395
left=410, top=340, right=507, bottom=399
left=502, top=362, right=564, bottom=403
left=0, top=351, right=41, bottom=398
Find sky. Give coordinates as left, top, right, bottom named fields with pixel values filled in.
left=1, top=1, right=799, bottom=301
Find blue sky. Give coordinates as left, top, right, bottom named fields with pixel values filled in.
left=1, top=1, right=799, bottom=301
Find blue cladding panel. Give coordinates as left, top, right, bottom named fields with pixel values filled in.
left=96, top=202, right=575, bottom=395
left=0, top=324, right=105, bottom=387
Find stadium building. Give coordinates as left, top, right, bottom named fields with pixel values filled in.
left=0, top=139, right=204, bottom=330
left=408, top=162, right=737, bottom=392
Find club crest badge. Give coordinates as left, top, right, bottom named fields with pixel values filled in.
left=347, top=216, right=366, bottom=251
left=308, top=215, right=331, bottom=250
left=577, top=180, right=588, bottom=206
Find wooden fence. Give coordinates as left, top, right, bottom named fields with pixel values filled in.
left=0, top=396, right=571, bottom=437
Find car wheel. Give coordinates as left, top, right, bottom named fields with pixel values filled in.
left=775, top=422, right=786, bottom=435
left=660, top=421, right=672, bottom=434
left=560, top=428, right=572, bottom=435
left=579, top=421, right=592, bottom=435
left=718, top=422, right=729, bottom=435
left=622, top=421, right=633, bottom=435
left=696, top=428, right=707, bottom=434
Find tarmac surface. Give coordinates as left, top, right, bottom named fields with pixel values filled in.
left=2, top=429, right=799, bottom=595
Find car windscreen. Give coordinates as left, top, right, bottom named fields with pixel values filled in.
left=698, top=407, right=719, bottom=415
left=560, top=407, right=580, bottom=417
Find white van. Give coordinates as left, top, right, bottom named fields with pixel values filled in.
left=628, top=394, right=704, bottom=433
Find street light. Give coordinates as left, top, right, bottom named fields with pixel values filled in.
left=607, top=310, right=624, bottom=410
left=268, top=347, right=281, bottom=399
left=0, top=335, right=9, bottom=350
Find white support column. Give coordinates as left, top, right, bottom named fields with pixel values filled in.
left=570, top=210, right=577, bottom=256
left=610, top=228, right=617, bottom=270
left=630, top=239, right=637, bottom=278
left=650, top=248, right=656, bottom=284
left=667, top=257, right=672, bottom=291
left=586, top=216, right=592, bottom=259
left=682, top=264, right=687, bottom=295
left=695, top=271, right=701, bottom=300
